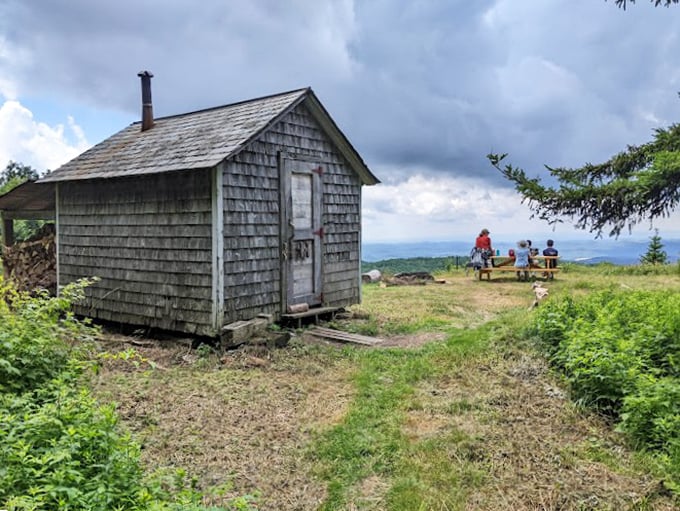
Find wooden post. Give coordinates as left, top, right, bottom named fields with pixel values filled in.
left=0, top=215, right=14, bottom=277
left=55, top=183, right=60, bottom=294
left=211, top=165, right=224, bottom=333
left=2, top=217, right=13, bottom=247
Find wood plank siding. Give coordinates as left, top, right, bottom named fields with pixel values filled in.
left=58, top=170, right=215, bottom=336
left=222, top=102, right=362, bottom=322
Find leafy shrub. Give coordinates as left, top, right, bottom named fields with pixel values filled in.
left=0, top=278, right=98, bottom=395
left=530, top=288, right=680, bottom=410
left=592, top=262, right=677, bottom=277
left=0, top=388, right=143, bottom=510
left=620, top=376, right=680, bottom=450
left=555, top=325, right=645, bottom=413
left=526, top=296, right=578, bottom=352
left=0, top=277, right=257, bottom=511
left=529, top=288, right=680, bottom=491
left=619, top=375, right=680, bottom=492
left=0, top=277, right=144, bottom=510
left=527, top=290, right=609, bottom=355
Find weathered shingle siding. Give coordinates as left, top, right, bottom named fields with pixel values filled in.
left=322, top=166, right=362, bottom=306
left=222, top=146, right=280, bottom=322
left=221, top=102, right=361, bottom=322
left=59, top=170, right=215, bottom=335
left=283, top=107, right=362, bottom=308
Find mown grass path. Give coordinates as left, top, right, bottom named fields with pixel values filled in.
left=93, top=269, right=680, bottom=510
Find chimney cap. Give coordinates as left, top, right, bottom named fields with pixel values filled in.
left=137, top=70, right=154, bottom=78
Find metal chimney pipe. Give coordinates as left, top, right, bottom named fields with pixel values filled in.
left=137, top=70, right=154, bottom=132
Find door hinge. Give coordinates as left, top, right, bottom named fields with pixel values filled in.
left=313, top=227, right=324, bottom=238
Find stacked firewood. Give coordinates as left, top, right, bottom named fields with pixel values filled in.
left=2, top=223, right=57, bottom=294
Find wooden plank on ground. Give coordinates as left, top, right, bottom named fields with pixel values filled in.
left=307, top=326, right=384, bottom=346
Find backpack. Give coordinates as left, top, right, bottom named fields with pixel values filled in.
left=469, top=247, right=486, bottom=270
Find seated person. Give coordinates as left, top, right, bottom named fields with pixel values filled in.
left=514, top=240, right=530, bottom=281
left=542, top=239, right=559, bottom=279
left=527, top=239, right=539, bottom=263
left=474, top=228, right=493, bottom=268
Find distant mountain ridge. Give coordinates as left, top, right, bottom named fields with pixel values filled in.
left=362, top=239, right=680, bottom=265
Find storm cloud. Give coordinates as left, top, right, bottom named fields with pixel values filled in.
left=1, top=0, right=679, bottom=240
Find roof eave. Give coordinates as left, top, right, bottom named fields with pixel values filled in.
left=303, top=91, right=380, bottom=186
left=226, top=88, right=380, bottom=186
left=0, top=180, right=56, bottom=218
left=38, top=162, right=215, bottom=183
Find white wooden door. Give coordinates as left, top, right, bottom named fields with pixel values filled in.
left=281, top=157, right=323, bottom=309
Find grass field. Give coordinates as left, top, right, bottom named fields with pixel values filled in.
left=91, top=265, right=680, bottom=510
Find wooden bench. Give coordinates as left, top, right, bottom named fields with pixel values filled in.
left=477, top=266, right=560, bottom=280
left=477, top=255, right=560, bottom=281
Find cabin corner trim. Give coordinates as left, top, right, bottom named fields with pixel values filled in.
left=211, top=165, right=225, bottom=331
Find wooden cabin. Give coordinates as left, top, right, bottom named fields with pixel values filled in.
left=8, top=75, right=379, bottom=338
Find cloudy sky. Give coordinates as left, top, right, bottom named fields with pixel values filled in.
left=1, top=0, right=679, bottom=245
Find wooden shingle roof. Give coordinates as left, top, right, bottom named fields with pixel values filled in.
left=40, top=88, right=378, bottom=185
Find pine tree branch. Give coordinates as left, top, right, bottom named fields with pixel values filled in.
left=613, top=0, right=680, bottom=9
left=487, top=124, right=680, bottom=237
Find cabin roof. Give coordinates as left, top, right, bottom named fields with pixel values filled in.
left=39, top=87, right=379, bottom=185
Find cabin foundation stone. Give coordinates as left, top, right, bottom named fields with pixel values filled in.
left=221, top=317, right=271, bottom=346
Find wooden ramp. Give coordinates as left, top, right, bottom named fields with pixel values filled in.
left=307, top=326, right=384, bottom=346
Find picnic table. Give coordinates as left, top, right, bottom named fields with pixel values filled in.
left=477, top=255, right=560, bottom=281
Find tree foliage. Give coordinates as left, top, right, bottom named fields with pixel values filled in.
left=640, top=229, right=669, bottom=265
left=488, top=123, right=680, bottom=237
left=361, top=256, right=458, bottom=275
left=612, top=0, right=680, bottom=8
left=0, top=161, right=38, bottom=193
